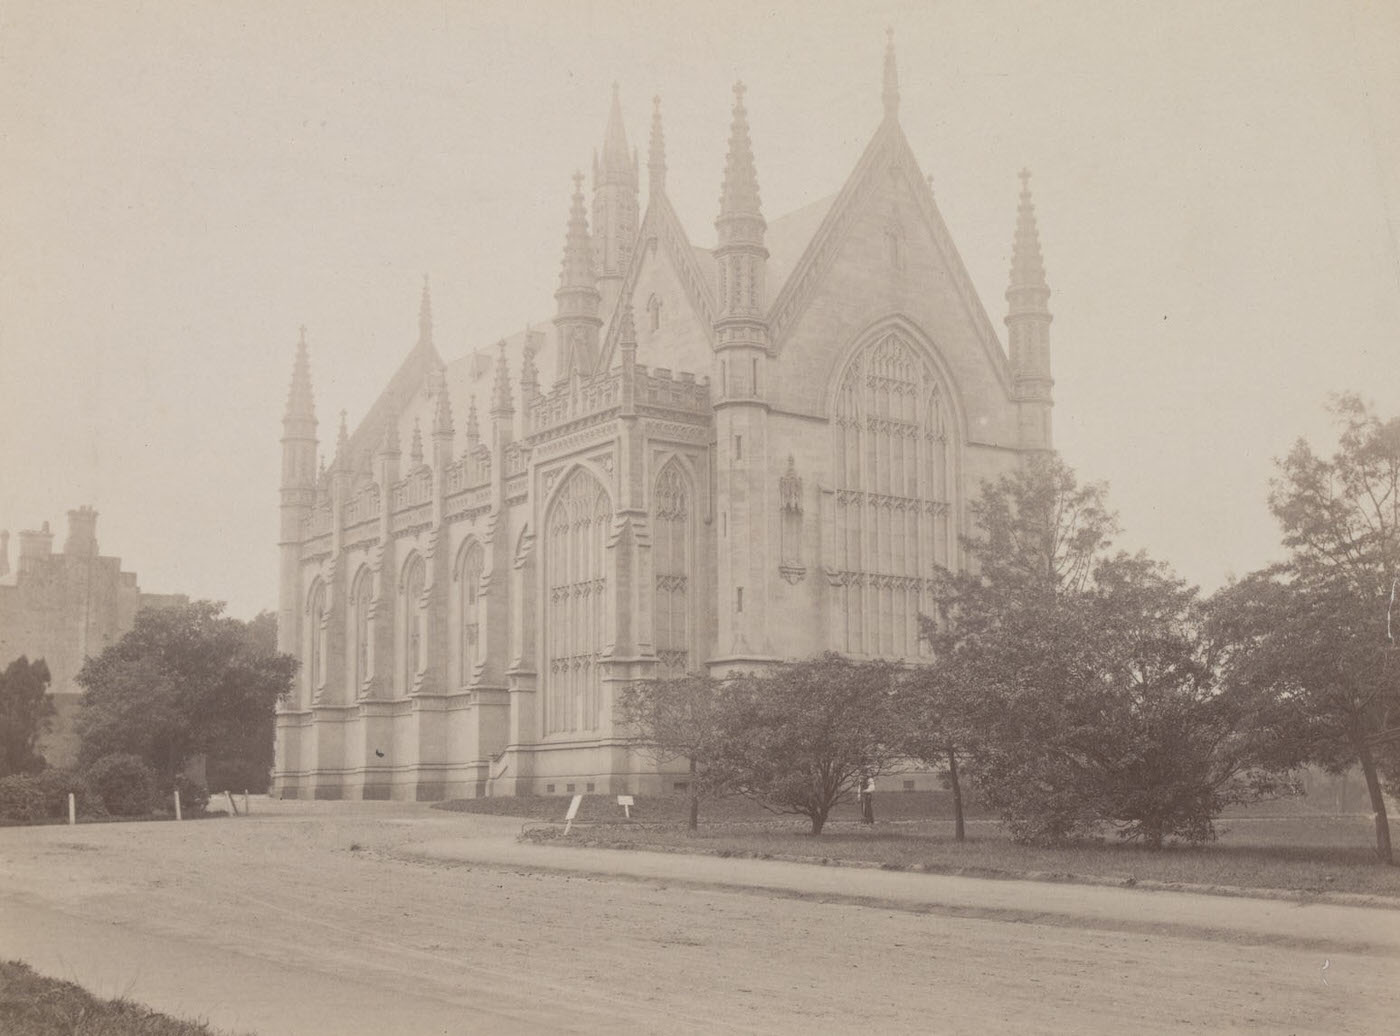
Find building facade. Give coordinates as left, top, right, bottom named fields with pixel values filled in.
left=273, top=41, right=1056, bottom=800
left=0, top=508, right=187, bottom=767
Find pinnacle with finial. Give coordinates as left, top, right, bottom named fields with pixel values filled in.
left=491, top=340, right=514, bottom=415
left=409, top=418, right=424, bottom=466
left=465, top=394, right=480, bottom=442
left=558, top=171, right=596, bottom=293
left=335, top=410, right=349, bottom=464
left=1008, top=168, right=1049, bottom=295
left=521, top=343, right=539, bottom=391
left=648, top=95, right=666, bottom=198
left=883, top=28, right=900, bottom=119
left=418, top=275, right=433, bottom=346
left=378, top=415, right=400, bottom=456
left=433, top=381, right=453, bottom=439
left=717, top=80, right=764, bottom=235
left=618, top=302, right=637, bottom=352
left=283, top=326, right=317, bottom=425
left=601, top=81, right=631, bottom=178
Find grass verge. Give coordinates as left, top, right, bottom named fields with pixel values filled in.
left=441, top=792, right=1400, bottom=900
left=0, top=960, right=244, bottom=1036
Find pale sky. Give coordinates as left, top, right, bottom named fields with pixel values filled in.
left=2, top=0, right=1398, bottom=620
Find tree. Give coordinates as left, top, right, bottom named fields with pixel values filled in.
left=0, top=656, right=55, bottom=777
left=75, top=601, right=297, bottom=784
left=926, top=454, right=1291, bottom=847
left=895, top=665, right=967, bottom=840
left=1211, top=395, right=1400, bottom=863
left=618, top=673, right=721, bottom=831
left=704, top=654, right=903, bottom=835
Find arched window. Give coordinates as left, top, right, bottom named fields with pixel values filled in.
left=646, top=293, right=663, bottom=332
left=831, top=330, right=955, bottom=658
left=653, top=460, right=693, bottom=676
left=306, top=580, right=327, bottom=704
left=349, top=567, right=372, bottom=699
left=401, top=554, right=425, bottom=695
left=456, top=541, right=484, bottom=687
left=544, top=468, right=610, bottom=734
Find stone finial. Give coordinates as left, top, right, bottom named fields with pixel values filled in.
left=283, top=325, right=317, bottom=427
left=601, top=82, right=631, bottom=178
left=465, top=394, right=480, bottom=445
left=559, top=171, right=596, bottom=293
left=409, top=418, right=424, bottom=466
left=418, top=275, right=433, bottom=347
left=717, top=81, right=765, bottom=245
left=1008, top=168, right=1050, bottom=300
left=432, top=382, right=454, bottom=439
left=336, top=409, right=349, bottom=457
left=648, top=95, right=666, bottom=199
left=882, top=27, right=900, bottom=119
left=490, top=340, right=514, bottom=415
left=521, top=341, right=539, bottom=393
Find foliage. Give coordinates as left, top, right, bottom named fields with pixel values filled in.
left=0, top=656, right=55, bottom=777
left=0, top=960, right=229, bottom=1036
left=84, top=753, right=157, bottom=816
left=75, top=602, right=297, bottom=782
left=0, top=769, right=106, bottom=823
left=702, top=654, right=903, bottom=835
left=172, top=773, right=210, bottom=816
left=925, top=454, right=1292, bottom=848
left=618, top=673, right=721, bottom=830
left=1210, top=394, right=1400, bottom=863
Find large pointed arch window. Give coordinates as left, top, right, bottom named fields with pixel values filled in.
left=456, top=541, right=484, bottom=688
left=349, top=567, right=372, bottom=699
left=830, top=330, right=956, bottom=658
left=544, top=468, right=610, bottom=735
left=401, top=554, right=425, bottom=695
left=652, top=460, right=694, bottom=676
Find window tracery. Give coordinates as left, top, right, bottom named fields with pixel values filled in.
left=653, top=460, right=693, bottom=675
left=544, top=469, right=610, bottom=734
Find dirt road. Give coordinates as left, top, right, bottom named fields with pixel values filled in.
left=1, top=800, right=1395, bottom=1034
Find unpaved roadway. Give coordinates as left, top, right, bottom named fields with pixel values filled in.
left=1, top=799, right=1396, bottom=1034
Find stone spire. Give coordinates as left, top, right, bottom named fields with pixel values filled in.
left=717, top=82, right=764, bottom=246
left=592, top=85, right=640, bottom=310
left=490, top=340, right=514, bottom=416
left=1005, top=169, right=1054, bottom=447
left=714, top=82, right=768, bottom=326
left=417, top=275, right=433, bottom=347
left=280, top=327, right=320, bottom=493
left=882, top=27, right=900, bottom=120
left=409, top=418, right=424, bottom=467
left=648, top=95, right=666, bottom=200
left=555, top=172, right=603, bottom=380
left=465, top=394, right=480, bottom=448
left=432, top=378, right=454, bottom=439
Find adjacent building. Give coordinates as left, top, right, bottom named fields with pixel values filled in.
left=274, top=39, right=1056, bottom=800
left=0, top=508, right=187, bottom=767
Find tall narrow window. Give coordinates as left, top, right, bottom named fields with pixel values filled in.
left=307, top=581, right=326, bottom=704
left=544, top=469, right=610, bottom=734
left=457, top=541, right=483, bottom=687
left=349, top=568, right=372, bottom=699
left=831, top=330, right=954, bottom=658
left=401, top=555, right=425, bottom=695
left=653, top=461, right=694, bottom=677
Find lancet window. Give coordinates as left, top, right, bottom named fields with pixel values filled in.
left=456, top=541, right=484, bottom=687
left=349, top=568, right=372, bottom=699
left=652, top=460, right=694, bottom=676
left=306, top=580, right=326, bottom=704
left=830, top=331, right=955, bottom=658
left=401, top=554, right=425, bottom=695
left=544, top=469, right=610, bottom=734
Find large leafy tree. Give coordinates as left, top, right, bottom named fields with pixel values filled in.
left=926, top=454, right=1290, bottom=847
left=1211, top=395, right=1400, bottom=863
left=618, top=673, right=721, bottom=831
left=704, top=654, right=903, bottom=835
left=0, top=656, right=55, bottom=777
left=75, top=601, right=297, bottom=783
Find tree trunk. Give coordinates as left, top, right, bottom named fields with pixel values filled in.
left=947, top=747, right=965, bottom=842
left=810, top=810, right=826, bottom=835
left=687, top=756, right=698, bottom=832
left=1357, top=740, right=1393, bottom=864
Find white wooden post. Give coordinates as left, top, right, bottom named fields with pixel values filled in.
left=563, top=794, right=583, bottom=835
left=67, top=792, right=75, bottom=826
left=174, top=789, right=182, bottom=821
left=243, top=790, right=249, bottom=815
left=226, top=790, right=238, bottom=816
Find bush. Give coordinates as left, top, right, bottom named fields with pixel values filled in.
left=34, top=768, right=104, bottom=819
left=0, top=774, right=42, bottom=821
left=85, top=753, right=156, bottom=816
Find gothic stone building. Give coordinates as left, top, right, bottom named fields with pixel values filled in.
left=273, top=43, right=1055, bottom=800
left=0, top=509, right=187, bottom=767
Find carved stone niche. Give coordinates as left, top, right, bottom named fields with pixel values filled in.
left=779, top=455, right=806, bottom=584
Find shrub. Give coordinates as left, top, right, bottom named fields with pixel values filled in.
left=34, top=768, right=104, bottom=819
left=0, top=774, right=43, bottom=821
left=85, top=753, right=156, bottom=816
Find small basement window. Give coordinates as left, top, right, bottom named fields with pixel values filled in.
left=586, top=782, right=595, bottom=793
left=546, top=783, right=556, bottom=794
left=566, top=783, right=576, bottom=794
left=903, top=780, right=916, bottom=792
left=673, top=782, right=690, bottom=793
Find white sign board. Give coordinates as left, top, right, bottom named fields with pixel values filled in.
left=617, top=794, right=634, bottom=819
left=563, top=793, right=584, bottom=834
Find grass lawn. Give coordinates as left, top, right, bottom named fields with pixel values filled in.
left=0, top=960, right=244, bottom=1036
left=441, top=792, right=1400, bottom=900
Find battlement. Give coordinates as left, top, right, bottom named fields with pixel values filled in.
left=525, top=363, right=711, bottom=440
